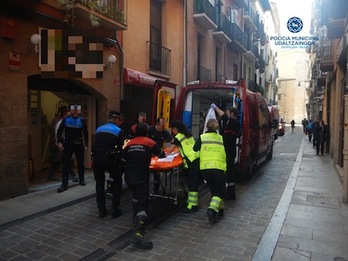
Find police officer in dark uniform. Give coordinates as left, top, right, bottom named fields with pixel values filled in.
left=92, top=111, right=124, bottom=218
left=57, top=104, right=88, bottom=192
left=211, top=104, right=240, bottom=200
left=122, top=123, right=165, bottom=249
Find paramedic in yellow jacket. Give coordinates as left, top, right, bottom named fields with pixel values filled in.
left=193, top=119, right=226, bottom=224
left=169, top=120, right=200, bottom=213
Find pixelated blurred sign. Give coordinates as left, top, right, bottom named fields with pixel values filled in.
left=9, top=52, right=20, bottom=71
left=40, top=29, right=104, bottom=79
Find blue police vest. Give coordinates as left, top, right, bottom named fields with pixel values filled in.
left=96, top=122, right=122, bottom=137
left=65, top=117, right=84, bottom=129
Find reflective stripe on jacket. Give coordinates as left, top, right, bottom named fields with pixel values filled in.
left=199, top=132, right=226, bottom=171
left=175, top=133, right=199, bottom=165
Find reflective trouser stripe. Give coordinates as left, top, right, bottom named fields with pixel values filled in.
left=226, top=182, right=235, bottom=186
left=187, top=191, right=198, bottom=208
left=208, top=196, right=222, bottom=212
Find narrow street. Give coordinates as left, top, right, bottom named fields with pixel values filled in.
left=0, top=125, right=305, bottom=260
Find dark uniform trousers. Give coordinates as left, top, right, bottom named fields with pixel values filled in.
left=225, top=142, right=236, bottom=185
left=201, top=169, right=225, bottom=199
left=62, top=141, right=85, bottom=186
left=183, top=159, right=200, bottom=192
left=93, top=153, right=122, bottom=211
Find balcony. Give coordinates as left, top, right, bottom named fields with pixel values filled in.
left=244, top=36, right=258, bottom=60
left=226, top=22, right=248, bottom=53
left=73, top=0, right=127, bottom=30
left=213, top=13, right=231, bottom=44
left=244, top=5, right=257, bottom=31
left=319, top=45, right=334, bottom=72
left=234, top=0, right=248, bottom=9
left=148, top=41, right=171, bottom=77
left=193, top=0, right=217, bottom=30
left=195, top=65, right=212, bottom=82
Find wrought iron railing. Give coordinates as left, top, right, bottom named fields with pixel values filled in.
left=148, top=41, right=171, bottom=76
left=195, top=65, right=212, bottom=82
left=320, top=45, right=333, bottom=63
left=194, top=0, right=216, bottom=24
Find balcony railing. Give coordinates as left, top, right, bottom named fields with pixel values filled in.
left=148, top=41, right=171, bottom=76
left=225, top=20, right=248, bottom=53
left=193, top=0, right=217, bottom=30
left=319, top=44, right=334, bottom=71
left=73, top=0, right=127, bottom=30
left=195, top=65, right=212, bottom=82
left=244, top=5, right=257, bottom=31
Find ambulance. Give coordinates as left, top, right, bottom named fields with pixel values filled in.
left=174, top=79, right=276, bottom=177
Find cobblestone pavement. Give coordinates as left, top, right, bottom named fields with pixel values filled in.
left=0, top=127, right=303, bottom=261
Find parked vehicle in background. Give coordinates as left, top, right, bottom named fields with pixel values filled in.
left=174, top=79, right=276, bottom=177
left=268, top=105, right=280, bottom=140
left=278, top=117, right=286, bottom=136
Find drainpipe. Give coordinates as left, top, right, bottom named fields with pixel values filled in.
left=115, top=34, right=124, bottom=103
left=183, top=0, right=187, bottom=87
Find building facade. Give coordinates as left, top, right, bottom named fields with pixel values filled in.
left=307, top=0, right=348, bottom=201
left=0, top=0, right=279, bottom=200
left=0, top=0, right=127, bottom=199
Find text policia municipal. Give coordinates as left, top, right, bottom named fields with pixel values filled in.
left=270, top=36, right=319, bottom=46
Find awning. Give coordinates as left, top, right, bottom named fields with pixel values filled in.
left=124, top=68, right=158, bottom=88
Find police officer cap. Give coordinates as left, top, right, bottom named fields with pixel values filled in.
left=108, top=111, right=124, bottom=119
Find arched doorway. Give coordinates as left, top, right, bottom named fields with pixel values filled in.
left=27, top=75, right=101, bottom=182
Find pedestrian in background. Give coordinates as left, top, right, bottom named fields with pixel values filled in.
left=122, top=123, right=165, bottom=250
left=193, top=119, right=226, bottom=224
left=148, top=117, right=172, bottom=194
left=211, top=103, right=240, bottom=200
left=92, top=111, right=124, bottom=219
left=306, top=119, right=313, bottom=142
left=291, top=119, right=295, bottom=133
left=314, top=119, right=328, bottom=155
left=312, top=118, right=319, bottom=148
left=169, top=120, right=200, bottom=213
left=57, top=104, right=88, bottom=192
left=302, top=118, right=308, bottom=134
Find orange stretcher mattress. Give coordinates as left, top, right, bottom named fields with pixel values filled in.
left=149, top=149, right=183, bottom=171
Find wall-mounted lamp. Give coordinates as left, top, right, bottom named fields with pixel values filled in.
left=30, top=33, right=41, bottom=53
left=108, top=54, right=116, bottom=68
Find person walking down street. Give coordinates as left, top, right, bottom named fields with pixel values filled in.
left=122, top=123, right=165, bottom=250
left=211, top=103, right=240, bottom=200
left=302, top=118, right=308, bottom=134
left=306, top=119, right=313, bottom=142
left=291, top=120, right=295, bottom=133
left=148, top=117, right=172, bottom=194
left=57, top=104, right=88, bottom=192
left=314, top=119, right=328, bottom=155
left=169, top=120, right=200, bottom=213
left=47, top=105, right=69, bottom=181
left=312, top=118, right=319, bottom=148
left=92, top=111, right=124, bottom=219
left=193, top=119, right=227, bottom=224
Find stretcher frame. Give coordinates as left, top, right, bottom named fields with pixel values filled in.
left=149, top=154, right=185, bottom=204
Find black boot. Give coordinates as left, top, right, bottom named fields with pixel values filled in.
left=57, top=185, right=67, bottom=193
left=132, top=214, right=153, bottom=249
left=99, top=208, right=107, bottom=218
left=207, top=208, right=217, bottom=224
left=225, top=185, right=236, bottom=200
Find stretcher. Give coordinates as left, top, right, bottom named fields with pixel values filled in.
left=149, top=150, right=185, bottom=204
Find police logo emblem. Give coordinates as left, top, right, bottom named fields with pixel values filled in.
left=287, top=17, right=303, bottom=33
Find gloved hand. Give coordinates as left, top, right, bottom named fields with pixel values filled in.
left=210, top=103, right=218, bottom=109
